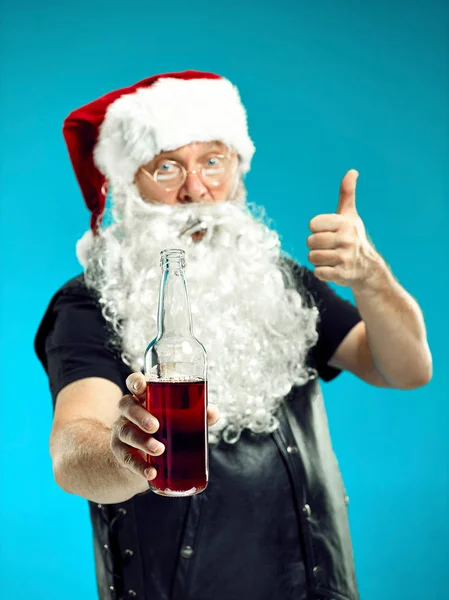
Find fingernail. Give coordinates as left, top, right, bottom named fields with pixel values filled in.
left=148, top=440, right=164, bottom=454
left=143, top=417, right=159, bottom=432
left=133, top=380, right=140, bottom=391
left=144, top=467, right=156, bottom=479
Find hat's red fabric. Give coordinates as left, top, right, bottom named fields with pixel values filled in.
left=63, top=71, right=221, bottom=232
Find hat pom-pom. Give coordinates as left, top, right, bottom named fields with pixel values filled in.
left=76, top=229, right=94, bottom=267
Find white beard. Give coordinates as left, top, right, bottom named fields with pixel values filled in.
left=82, top=182, right=319, bottom=444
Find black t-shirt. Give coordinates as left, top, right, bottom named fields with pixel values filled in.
left=34, top=265, right=362, bottom=405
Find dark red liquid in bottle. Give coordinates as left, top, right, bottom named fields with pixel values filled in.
left=146, top=379, right=208, bottom=497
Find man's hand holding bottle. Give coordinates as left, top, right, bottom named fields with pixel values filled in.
left=111, top=372, right=220, bottom=481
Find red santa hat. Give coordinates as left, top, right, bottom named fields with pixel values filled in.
left=63, top=70, right=256, bottom=235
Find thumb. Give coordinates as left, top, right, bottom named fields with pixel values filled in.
left=207, top=403, right=221, bottom=426
left=126, top=372, right=147, bottom=402
left=337, top=169, right=359, bottom=216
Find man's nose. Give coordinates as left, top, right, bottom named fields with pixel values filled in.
left=178, top=171, right=208, bottom=203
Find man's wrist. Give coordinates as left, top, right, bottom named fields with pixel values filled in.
left=351, top=253, right=392, bottom=298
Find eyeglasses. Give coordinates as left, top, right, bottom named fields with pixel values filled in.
left=140, top=153, right=236, bottom=192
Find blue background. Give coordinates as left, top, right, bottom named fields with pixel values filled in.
left=1, top=0, right=447, bottom=598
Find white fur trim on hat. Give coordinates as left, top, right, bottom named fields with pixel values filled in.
left=93, top=77, right=255, bottom=184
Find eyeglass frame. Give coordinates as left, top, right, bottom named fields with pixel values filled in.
left=139, top=152, right=238, bottom=192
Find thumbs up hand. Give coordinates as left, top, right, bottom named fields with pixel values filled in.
left=307, top=170, right=382, bottom=291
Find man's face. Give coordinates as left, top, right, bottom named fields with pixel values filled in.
left=134, top=141, right=239, bottom=205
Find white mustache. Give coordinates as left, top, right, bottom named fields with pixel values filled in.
left=118, top=194, right=279, bottom=256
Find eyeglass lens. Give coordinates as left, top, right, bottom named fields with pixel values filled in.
left=154, top=155, right=230, bottom=190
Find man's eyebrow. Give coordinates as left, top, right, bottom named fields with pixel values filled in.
left=154, top=150, right=183, bottom=162
left=157, top=142, right=226, bottom=161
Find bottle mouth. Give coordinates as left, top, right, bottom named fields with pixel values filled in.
left=160, top=248, right=186, bottom=270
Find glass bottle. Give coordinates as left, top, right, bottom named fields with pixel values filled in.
left=144, top=249, right=208, bottom=497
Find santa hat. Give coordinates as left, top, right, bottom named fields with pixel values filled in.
left=63, top=70, right=255, bottom=237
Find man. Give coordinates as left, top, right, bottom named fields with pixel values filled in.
left=35, top=70, right=432, bottom=600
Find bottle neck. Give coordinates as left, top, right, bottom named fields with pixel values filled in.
left=157, top=266, right=193, bottom=337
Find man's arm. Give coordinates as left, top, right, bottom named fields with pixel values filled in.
left=328, top=267, right=432, bottom=389
left=50, top=377, right=148, bottom=504
left=308, top=169, right=432, bottom=389
left=50, top=374, right=219, bottom=504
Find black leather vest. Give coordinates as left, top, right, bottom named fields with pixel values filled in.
left=89, top=378, right=359, bottom=600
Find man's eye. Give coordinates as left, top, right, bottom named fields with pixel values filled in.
left=206, top=157, right=220, bottom=167
left=154, top=161, right=182, bottom=183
